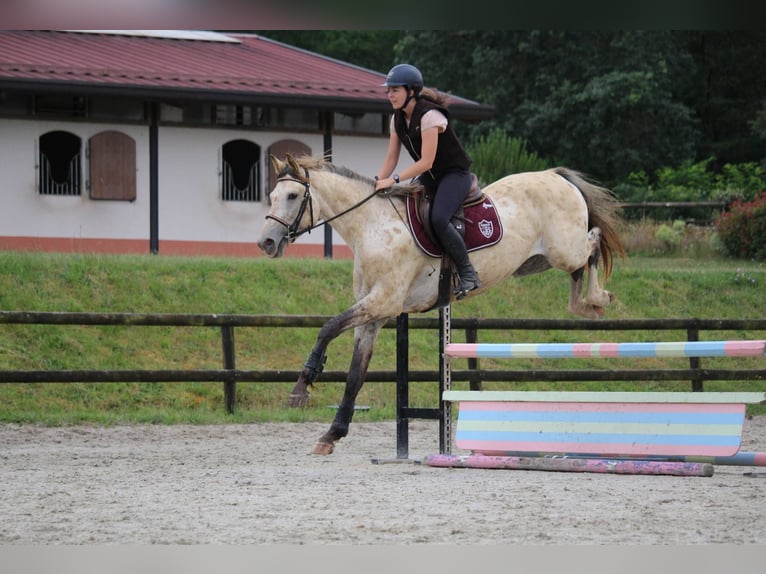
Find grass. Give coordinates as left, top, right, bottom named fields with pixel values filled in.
left=0, top=232, right=765, bottom=425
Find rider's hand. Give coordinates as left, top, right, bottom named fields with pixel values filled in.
left=374, top=176, right=395, bottom=193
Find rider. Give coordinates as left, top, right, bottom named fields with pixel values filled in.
left=374, top=63, right=481, bottom=299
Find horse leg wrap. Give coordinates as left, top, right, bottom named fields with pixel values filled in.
left=304, top=350, right=327, bottom=385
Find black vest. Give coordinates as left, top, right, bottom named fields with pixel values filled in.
left=393, top=98, right=472, bottom=188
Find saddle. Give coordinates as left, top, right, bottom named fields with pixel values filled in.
left=405, top=173, right=504, bottom=310
left=417, top=173, right=484, bottom=245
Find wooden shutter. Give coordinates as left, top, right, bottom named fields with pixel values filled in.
left=267, top=139, right=311, bottom=194
left=88, top=130, right=136, bottom=201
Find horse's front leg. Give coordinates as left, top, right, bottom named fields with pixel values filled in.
left=313, top=320, right=386, bottom=455
left=288, top=309, right=356, bottom=407
left=288, top=346, right=327, bottom=407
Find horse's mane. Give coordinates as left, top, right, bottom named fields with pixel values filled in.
left=295, top=155, right=422, bottom=198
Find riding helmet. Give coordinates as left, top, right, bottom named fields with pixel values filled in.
left=382, top=64, right=424, bottom=94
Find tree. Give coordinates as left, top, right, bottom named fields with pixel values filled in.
left=256, top=30, right=766, bottom=186
left=679, top=31, right=766, bottom=170
left=253, top=30, right=404, bottom=74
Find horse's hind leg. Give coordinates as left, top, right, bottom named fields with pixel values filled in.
left=582, top=227, right=615, bottom=308
left=313, top=320, right=386, bottom=455
left=567, top=227, right=614, bottom=318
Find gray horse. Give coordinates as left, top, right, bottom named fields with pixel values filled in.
left=257, top=154, right=625, bottom=454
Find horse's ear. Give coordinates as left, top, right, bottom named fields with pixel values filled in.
left=286, top=153, right=302, bottom=175
left=270, top=154, right=286, bottom=175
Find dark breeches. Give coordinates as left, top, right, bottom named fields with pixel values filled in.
left=428, top=169, right=473, bottom=235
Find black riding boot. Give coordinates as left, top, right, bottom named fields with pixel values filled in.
left=438, top=224, right=481, bottom=299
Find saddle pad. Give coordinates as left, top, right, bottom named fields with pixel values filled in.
left=406, top=194, right=504, bottom=258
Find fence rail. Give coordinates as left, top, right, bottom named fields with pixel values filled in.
left=1, top=311, right=765, bottom=415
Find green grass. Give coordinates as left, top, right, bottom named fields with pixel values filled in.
left=0, top=249, right=764, bottom=424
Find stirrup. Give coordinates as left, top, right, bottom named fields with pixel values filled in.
left=453, top=277, right=481, bottom=300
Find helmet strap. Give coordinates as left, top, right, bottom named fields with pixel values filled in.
left=397, top=88, right=417, bottom=111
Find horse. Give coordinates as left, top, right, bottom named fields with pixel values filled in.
left=256, top=154, right=625, bottom=455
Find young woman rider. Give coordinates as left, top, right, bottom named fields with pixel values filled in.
left=374, top=63, right=481, bottom=299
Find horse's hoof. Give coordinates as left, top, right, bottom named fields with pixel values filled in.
left=288, top=392, right=310, bottom=408
left=311, top=441, right=335, bottom=455
left=593, top=306, right=606, bottom=318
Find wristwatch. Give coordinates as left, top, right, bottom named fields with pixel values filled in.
left=393, top=174, right=400, bottom=184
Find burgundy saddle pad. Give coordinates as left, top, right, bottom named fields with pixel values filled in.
left=406, top=193, right=503, bottom=258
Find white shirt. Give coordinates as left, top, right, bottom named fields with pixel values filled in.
left=389, top=108, right=448, bottom=135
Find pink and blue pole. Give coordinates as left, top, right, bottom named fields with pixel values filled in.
left=445, top=340, right=766, bottom=359
left=488, top=451, right=766, bottom=467
left=425, top=453, right=714, bottom=477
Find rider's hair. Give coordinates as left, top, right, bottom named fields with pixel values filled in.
left=420, top=87, right=451, bottom=107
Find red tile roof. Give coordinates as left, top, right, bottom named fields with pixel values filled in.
left=0, top=30, right=493, bottom=121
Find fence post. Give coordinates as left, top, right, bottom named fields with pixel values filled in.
left=221, top=325, right=236, bottom=413
left=396, top=312, right=409, bottom=459
left=687, top=326, right=703, bottom=392
left=465, top=325, right=481, bottom=391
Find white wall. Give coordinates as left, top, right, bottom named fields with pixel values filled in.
left=0, top=117, right=411, bottom=252
left=0, top=118, right=150, bottom=240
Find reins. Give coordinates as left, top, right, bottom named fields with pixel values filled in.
left=267, top=168, right=383, bottom=242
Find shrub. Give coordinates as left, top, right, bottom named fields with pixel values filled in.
left=614, top=158, right=766, bottom=222
left=468, top=129, right=550, bottom=185
left=714, top=191, right=766, bottom=259
left=654, top=221, right=684, bottom=250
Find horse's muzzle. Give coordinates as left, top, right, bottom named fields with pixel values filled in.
left=256, top=235, right=286, bottom=258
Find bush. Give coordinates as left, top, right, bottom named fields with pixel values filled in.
left=714, top=191, right=766, bottom=259
left=614, top=158, right=766, bottom=222
left=654, top=220, right=685, bottom=250
left=468, top=129, right=550, bottom=185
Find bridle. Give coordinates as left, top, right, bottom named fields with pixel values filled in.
left=265, top=167, right=380, bottom=243
left=265, top=168, right=315, bottom=243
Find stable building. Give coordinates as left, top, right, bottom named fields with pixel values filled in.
left=0, top=30, right=492, bottom=258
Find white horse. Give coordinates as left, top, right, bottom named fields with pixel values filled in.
left=257, top=154, right=625, bottom=454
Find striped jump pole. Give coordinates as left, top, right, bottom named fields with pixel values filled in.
left=444, top=340, right=766, bottom=360
left=424, top=453, right=714, bottom=477
left=481, top=450, right=766, bottom=467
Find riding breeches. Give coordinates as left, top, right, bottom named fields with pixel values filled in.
left=427, top=169, right=473, bottom=236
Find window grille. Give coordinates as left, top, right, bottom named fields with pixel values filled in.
left=221, top=139, right=261, bottom=202
left=38, top=131, right=82, bottom=196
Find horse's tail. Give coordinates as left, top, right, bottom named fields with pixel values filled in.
left=554, top=167, right=626, bottom=280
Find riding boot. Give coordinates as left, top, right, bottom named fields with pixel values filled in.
left=438, top=224, right=482, bottom=299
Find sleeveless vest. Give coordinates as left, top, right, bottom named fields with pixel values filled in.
left=393, top=98, right=472, bottom=188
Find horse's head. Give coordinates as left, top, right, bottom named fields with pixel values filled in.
left=257, top=154, right=317, bottom=258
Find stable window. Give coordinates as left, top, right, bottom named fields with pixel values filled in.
left=221, top=139, right=261, bottom=202
left=333, top=111, right=386, bottom=135
left=215, top=105, right=253, bottom=126
left=88, top=131, right=137, bottom=201
left=38, top=130, right=82, bottom=196
left=34, top=95, right=87, bottom=118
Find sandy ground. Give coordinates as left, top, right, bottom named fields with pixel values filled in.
left=1, top=417, right=766, bottom=545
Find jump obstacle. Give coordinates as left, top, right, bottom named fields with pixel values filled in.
left=424, top=307, right=766, bottom=477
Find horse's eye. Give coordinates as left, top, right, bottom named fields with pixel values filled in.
left=287, top=192, right=299, bottom=200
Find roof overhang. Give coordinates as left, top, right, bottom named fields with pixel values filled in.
left=0, top=78, right=495, bottom=123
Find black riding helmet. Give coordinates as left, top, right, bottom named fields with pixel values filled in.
left=383, top=64, right=424, bottom=109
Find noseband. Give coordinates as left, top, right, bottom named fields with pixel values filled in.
left=265, top=168, right=315, bottom=243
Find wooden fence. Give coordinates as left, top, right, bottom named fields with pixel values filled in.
left=1, top=310, right=765, bottom=457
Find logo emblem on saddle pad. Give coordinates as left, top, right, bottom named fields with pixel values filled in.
left=406, top=194, right=504, bottom=258
left=478, top=219, right=494, bottom=239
